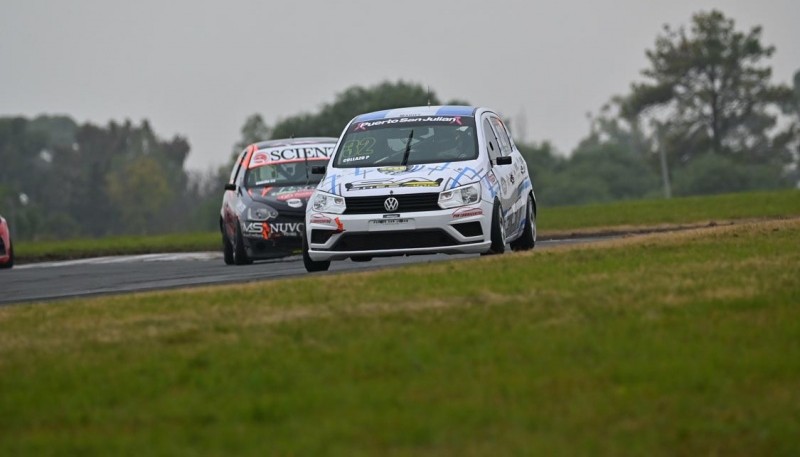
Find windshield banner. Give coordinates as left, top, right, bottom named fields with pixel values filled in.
left=249, top=144, right=335, bottom=168
left=351, top=116, right=467, bottom=132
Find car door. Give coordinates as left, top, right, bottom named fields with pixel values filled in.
left=481, top=115, right=515, bottom=234
left=223, top=147, right=250, bottom=238
left=488, top=115, right=526, bottom=236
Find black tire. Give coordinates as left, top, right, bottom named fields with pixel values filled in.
left=222, top=232, right=235, bottom=265
left=303, top=235, right=330, bottom=272
left=233, top=223, right=252, bottom=265
left=487, top=201, right=506, bottom=255
left=510, top=195, right=536, bottom=251
left=350, top=256, right=373, bottom=262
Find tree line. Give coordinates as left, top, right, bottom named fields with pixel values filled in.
left=1, top=9, right=797, bottom=241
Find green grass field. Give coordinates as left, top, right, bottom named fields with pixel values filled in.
left=1, top=218, right=798, bottom=455
left=12, top=189, right=800, bottom=263
left=540, top=188, right=800, bottom=233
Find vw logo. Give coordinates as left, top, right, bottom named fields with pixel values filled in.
left=384, top=197, right=399, bottom=212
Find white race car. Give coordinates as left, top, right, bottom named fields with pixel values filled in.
left=303, top=105, right=536, bottom=272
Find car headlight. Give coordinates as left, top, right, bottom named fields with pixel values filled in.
left=247, top=203, right=279, bottom=221
left=311, top=190, right=346, bottom=214
left=438, top=182, right=481, bottom=209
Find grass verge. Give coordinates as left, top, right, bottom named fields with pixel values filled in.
left=13, top=231, right=220, bottom=263
left=540, top=188, right=800, bottom=234
left=12, top=189, right=800, bottom=263
left=1, top=219, right=798, bottom=455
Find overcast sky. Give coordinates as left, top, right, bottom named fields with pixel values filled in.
left=2, top=0, right=798, bottom=170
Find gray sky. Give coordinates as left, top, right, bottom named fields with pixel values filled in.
left=2, top=0, right=798, bottom=170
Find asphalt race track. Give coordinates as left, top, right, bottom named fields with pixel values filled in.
left=0, top=238, right=604, bottom=306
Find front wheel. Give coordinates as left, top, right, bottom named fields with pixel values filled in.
left=233, top=223, right=252, bottom=265
left=486, top=201, right=506, bottom=255
left=222, top=231, right=234, bottom=265
left=303, top=235, right=330, bottom=272
left=510, top=195, right=536, bottom=251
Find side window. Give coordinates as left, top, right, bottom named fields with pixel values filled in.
left=229, top=149, right=247, bottom=184
left=482, top=118, right=500, bottom=162
left=490, top=117, right=513, bottom=156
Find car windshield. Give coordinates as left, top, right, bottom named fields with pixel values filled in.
left=333, top=116, right=477, bottom=168
left=243, top=160, right=325, bottom=188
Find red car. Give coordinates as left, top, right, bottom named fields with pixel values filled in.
left=0, top=215, right=13, bottom=269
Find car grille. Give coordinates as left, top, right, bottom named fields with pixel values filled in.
left=328, top=229, right=461, bottom=251
left=344, top=193, right=440, bottom=214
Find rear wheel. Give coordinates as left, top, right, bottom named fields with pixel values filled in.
left=233, top=223, right=252, bottom=265
left=486, top=201, right=506, bottom=255
left=510, top=195, right=536, bottom=251
left=303, top=234, right=330, bottom=272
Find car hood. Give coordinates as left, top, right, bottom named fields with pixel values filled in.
left=247, top=185, right=317, bottom=214
left=319, top=162, right=488, bottom=196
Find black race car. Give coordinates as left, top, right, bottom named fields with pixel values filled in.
left=220, top=138, right=336, bottom=264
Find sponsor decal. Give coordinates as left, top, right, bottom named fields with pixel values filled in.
left=375, top=165, right=426, bottom=175
left=377, top=166, right=411, bottom=175
left=269, top=222, right=304, bottom=236
left=249, top=145, right=334, bottom=167
left=287, top=198, right=303, bottom=208
left=244, top=222, right=305, bottom=239
left=347, top=177, right=443, bottom=191
left=309, top=213, right=332, bottom=224
left=244, top=222, right=264, bottom=236
left=452, top=207, right=483, bottom=219
left=275, top=189, right=315, bottom=201
left=352, top=116, right=463, bottom=131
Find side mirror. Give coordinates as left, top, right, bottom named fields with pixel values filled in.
left=311, top=166, right=326, bottom=174
left=224, top=183, right=237, bottom=191
left=495, top=156, right=513, bottom=166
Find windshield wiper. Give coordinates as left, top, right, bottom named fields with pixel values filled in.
left=400, top=129, right=414, bottom=166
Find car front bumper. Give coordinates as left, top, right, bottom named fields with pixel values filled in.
left=241, top=217, right=304, bottom=259
left=306, top=201, right=492, bottom=261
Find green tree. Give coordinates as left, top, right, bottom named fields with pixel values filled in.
left=621, top=10, right=796, bottom=166
left=532, top=141, right=660, bottom=207
left=268, top=80, right=442, bottom=139
left=106, top=156, right=170, bottom=234
left=231, top=114, right=270, bottom=159
left=672, top=153, right=789, bottom=196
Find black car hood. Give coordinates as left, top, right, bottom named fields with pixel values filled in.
left=247, top=185, right=317, bottom=217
